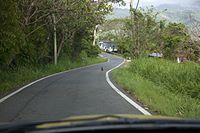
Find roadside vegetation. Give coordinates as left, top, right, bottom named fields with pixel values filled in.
left=101, top=8, right=200, bottom=60
left=0, top=56, right=106, bottom=96
left=0, top=0, right=124, bottom=95
left=112, top=58, right=200, bottom=119
left=102, top=6, right=200, bottom=118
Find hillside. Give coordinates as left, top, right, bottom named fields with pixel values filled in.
left=107, top=5, right=200, bottom=40
left=107, top=5, right=200, bottom=25
left=106, top=8, right=130, bottom=19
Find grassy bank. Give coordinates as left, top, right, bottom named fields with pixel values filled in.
left=0, top=56, right=106, bottom=95
left=112, top=58, right=200, bottom=119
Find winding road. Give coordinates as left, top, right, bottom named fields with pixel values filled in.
left=0, top=53, right=147, bottom=123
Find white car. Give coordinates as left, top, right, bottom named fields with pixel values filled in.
left=148, top=53, right=163, bottom=58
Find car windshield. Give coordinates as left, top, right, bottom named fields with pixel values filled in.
left=0, top=0, right=200, bottom=127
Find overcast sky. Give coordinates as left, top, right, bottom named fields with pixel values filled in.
left=115, top=0, right=199, bottom=9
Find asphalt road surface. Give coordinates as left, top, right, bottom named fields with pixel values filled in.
left=0, top=53, right=142, bottom=123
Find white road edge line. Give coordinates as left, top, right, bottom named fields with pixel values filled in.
left=106, top=59, right=152, bottom=116
left=0, top=56, right=109, bottom=103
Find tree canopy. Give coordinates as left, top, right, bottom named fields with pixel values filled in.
left=101, top=7, right=200, bottom=60
left=0, top=0, right=123, bottom=68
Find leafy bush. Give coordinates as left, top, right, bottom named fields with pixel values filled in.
left=86, top=46, right=101, bottom=58
left=79, top=50, right=88, bottom=63
left=123, top=52, right=131, bottom=59
left=81, top=37, right=100, bottom=58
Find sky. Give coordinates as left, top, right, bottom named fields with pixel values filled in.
left=115, top=0, right=199, bottom=9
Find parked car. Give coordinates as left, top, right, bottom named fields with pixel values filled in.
left=148, top=53, right=163, bottom=58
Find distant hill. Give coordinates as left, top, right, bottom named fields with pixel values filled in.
left=106, top=8, right=130, bottom=19
left=156, top=4, right=200, bottom=11
left=155, top=3, right=200, bottom=23
left=156, top=4, right=184, bottom=11
left=106, top=5, right=200, bottom=39
left=107, top=5, right=200, bottom=25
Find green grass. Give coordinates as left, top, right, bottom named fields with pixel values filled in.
left=0, top=57, right=107, bottom=95
left=112, top=58, right=200, bottom=119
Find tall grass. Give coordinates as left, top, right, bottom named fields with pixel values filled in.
left=129, top=58, right=200, bottom=99
left=0, top=57, right=106, bottom=95
left=112, top=58, right=200, bottom=119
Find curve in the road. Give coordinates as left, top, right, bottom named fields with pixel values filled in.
left=0, top=58, right=110, bottom=104
left=0, top=53, right=151, bottom=122
left=105, top=58, right=151, bottom=115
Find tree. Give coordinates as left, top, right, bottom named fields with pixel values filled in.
left=0, top=0, right=124, bottom=67
left=101, top=7, right=197, bottom=60
left=0, top=0, right=24, bottom=67
left=162, top=23, right=190, bottom=59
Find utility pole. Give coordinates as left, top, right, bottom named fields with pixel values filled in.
left=130, top=0, right=134, bottom=34
left=130, top=0, right=134, bottom=33
left=52, top=13, right=57, bottom=65
left=92, top=0, right=101, bottom=46
left=130, top=0, right=135, bottom=57
left=93, top=25, right=99, bottom=46
left=130, top=0, right=133, bottom=10
left=130, top=0, right=140, bottom=57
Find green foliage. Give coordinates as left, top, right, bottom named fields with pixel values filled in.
left=81, top=36, right=101, bottom=58
left=129, top=58, right=200, bottom=99
left=0, top=0, right=24, bottom=67
left=112, top=67, right=200, bottom=119
left=87, top=46, right=101, bottom=57
left=0, top=0, right=120, bottom=68
left=102, top=7, right=198, bottom=60
left=0, top=57, right=107, bottom=94
left=161, top=23, right=190, bottom=59
left=112, top=58, right=200, bottom=118
left=79, top=50, right=88, bottom=63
